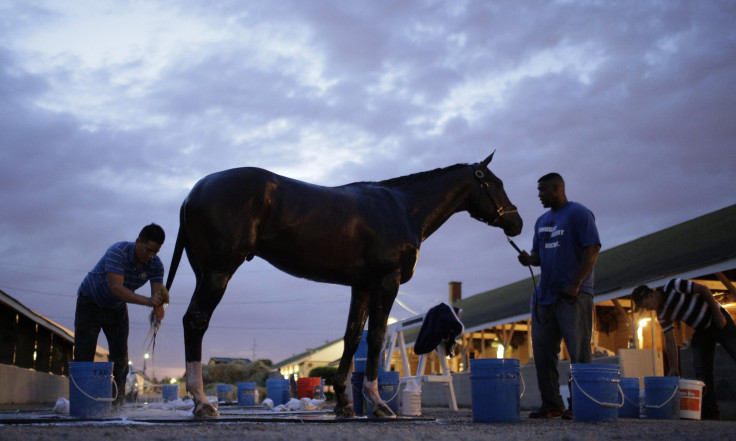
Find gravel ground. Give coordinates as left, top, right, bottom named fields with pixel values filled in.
left=1, top=406, right=735, bottom=441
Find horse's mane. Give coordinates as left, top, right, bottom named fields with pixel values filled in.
left=373, top=163, right=471, bottom=187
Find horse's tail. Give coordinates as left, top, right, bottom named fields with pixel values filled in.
left=166, top=204, right=185, bottom=291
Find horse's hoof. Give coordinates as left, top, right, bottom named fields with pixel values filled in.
left=193, top=402, right=220, bottom=418
left=371, top=402, right=396, bottom=419
left=334, top=404, right=356, bottom=418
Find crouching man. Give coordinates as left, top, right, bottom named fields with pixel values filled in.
left=631, top=279, right=736, bottom=420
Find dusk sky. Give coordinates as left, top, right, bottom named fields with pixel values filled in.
left=1, top=1, right=734, bottom=380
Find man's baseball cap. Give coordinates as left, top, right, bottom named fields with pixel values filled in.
left=631, top=285, right=653, bottom=312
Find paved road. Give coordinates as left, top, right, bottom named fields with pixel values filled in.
left=1, top=406, right=734, bottom=441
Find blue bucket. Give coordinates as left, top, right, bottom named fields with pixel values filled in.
left=365, top=371, right=400, bottom=417
left=644, top=376, right=680, bottom=419
left=351, top=371, right=365, bottom=415
left=354, top=331, right=369, bottom=372
left=162, top=384, right=178, bottom=402
left=571, top=364, right=622, bottom=422
left=470, top=358, right=522, bottom=423
left=237, top=382, right=256, bottom=406
left=68, top=361, right=114, bottom=418
left=217, top=384, right=232, bottom=403
left=266, top=378, right=290, bottom=406
left=618, top=377, right=640, bottom=418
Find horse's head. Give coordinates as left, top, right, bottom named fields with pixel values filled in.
left=466, top=152, right=523, bottom=237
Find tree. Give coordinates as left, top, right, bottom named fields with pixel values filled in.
left=308, top=366, right=337, bottom=385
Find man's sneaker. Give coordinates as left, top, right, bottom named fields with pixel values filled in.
left=529, top=408, right=564, bottom=419
left=561, top=409, right=573, bottom=420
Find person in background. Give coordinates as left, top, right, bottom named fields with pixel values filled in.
left=632, top=279, right=736, bottom=420
left=74, top=223, right=167, bottom=406
left=518, top=173, right=601, bottom=420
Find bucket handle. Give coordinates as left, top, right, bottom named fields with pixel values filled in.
left=520, top=374, right=526, bottom=399
left=69, top=373, right=118, bottom=402
left=362, top=383, right=401, bottom=410
left=645, top=385, right=679, bottom=409
left=572, top=377, right=624, bottom=409
left=621, top=390, right=639, bottom=407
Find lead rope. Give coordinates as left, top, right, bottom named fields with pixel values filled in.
left=506, top=237, right=545, bottom=326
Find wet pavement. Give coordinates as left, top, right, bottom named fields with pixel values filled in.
left=1, top=403, right=735, bottom=441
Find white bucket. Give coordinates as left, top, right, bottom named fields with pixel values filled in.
left=679, top=379, right=705, bottom=420
left=400, top=379, right=422, bottom=416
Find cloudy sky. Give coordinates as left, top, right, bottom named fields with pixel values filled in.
left=1, top=1, right=734, bottom=379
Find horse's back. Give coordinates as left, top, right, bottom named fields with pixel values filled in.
left=179, top=168, right=276, bottom=256
left=188, top=167, right=272, bottom=198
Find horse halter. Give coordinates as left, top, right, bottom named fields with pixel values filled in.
left=474, top=168, right=518, bottom=225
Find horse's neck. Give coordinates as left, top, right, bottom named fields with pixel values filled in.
left=394, top=167, right=475, bottom=241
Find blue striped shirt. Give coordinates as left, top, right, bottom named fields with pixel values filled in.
left=658, top=278, right=713, bottom=334
left=78, top=241, right=164, bottom=309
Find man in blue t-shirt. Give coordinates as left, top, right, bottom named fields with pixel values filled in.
left=518, top=173, right=601, bottom=420
left=74, top=223, right=167, bottom=405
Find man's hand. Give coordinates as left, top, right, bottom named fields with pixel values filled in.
left=561, top=283, right=580, bottom=299
left=149, top=290, right=164, bottom=308
left=152, top=304, right=165, bottom=322
left=518, top=250, right=539, bottom=266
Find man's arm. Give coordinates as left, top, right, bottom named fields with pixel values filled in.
left=664, top=329, right=680, bottom=376
left=562, top=244, right=601, bottom=297
left=107, top=273, right=163, bottom=307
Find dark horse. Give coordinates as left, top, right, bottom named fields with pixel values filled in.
left=165, top=152, right=522, bottom=417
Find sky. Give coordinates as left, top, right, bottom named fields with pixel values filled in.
left=1, top=1, right=734, bottom=380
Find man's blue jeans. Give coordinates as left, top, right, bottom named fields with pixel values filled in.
left=691, top=308, right=736, bottom=419
left=531, top=292, right=593, bottom=411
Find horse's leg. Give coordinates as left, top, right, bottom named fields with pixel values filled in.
left=183, top=270, right=230, bottom=417
left=334, top=288, right=370, bottom=418
left=363, top=271, right=400, bottom=418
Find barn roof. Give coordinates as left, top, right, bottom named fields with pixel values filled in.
left=0, top=289, right=76, bottom=344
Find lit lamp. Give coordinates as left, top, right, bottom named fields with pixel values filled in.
left=143, top=353, right=150, bottom=375
left=637, top=318, right=651, bottom=348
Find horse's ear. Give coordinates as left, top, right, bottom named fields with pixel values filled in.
left=480, top=150, right=496, bottom=168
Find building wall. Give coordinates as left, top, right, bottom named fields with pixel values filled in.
left=278, top=340, right=344, bottom=379
left=0, top=363, right=68, bottom=404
